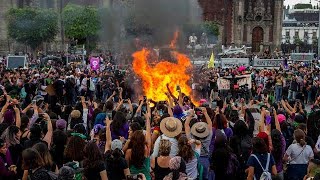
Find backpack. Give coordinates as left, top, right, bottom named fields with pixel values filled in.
left=226, top=153, right=240, bottom=176
left=194, top=151, right=203, bottom=180
left=251, top=153, right=272, bottom=180
left=64, top=161, right=83, bottom=180
left=30, top=168, right=58, bottom=180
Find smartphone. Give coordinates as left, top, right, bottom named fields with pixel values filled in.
left=127, top=174, right=142, bottom=180
left=106, top=112, right=112, bottom=119
left=176, top=85, right=181, bottom=92
left=143, top=96, right=147, bottom=103
left=158, top=109, right=163, bottom=116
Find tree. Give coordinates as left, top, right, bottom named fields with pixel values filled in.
left=62, top=4, right=100, bottom=43
left=202, top=21, right=220, bottom=37
left=6, top=8, right=58, bottom=50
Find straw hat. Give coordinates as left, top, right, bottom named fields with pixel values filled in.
left=160, top=117, right=182, bottom=138
left=191, top=122, right=209, bottom=138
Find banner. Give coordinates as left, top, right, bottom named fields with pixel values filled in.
left=7, top=56, right=26, bottom=69
left=218, top=75, right=252, bottom=90
left=221, top=58, right=249, bottom=68
left=217, top=78, right=230, bottom=90
left=253, top=59, right=282, bottom=68
left=237, top=75, right=252, bottom=89
left=90, top=57, right=100, bottom=71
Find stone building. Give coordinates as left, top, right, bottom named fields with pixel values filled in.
left=199, top=0, right=284, bottom=52
left=0, top=0, right=283, bottom=54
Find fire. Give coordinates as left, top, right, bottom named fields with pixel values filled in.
left=132, top=48, right=192, bottom=102
left=170, top=31, right=179, bottom=48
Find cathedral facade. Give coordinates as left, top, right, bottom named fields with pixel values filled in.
left=199, top=0, right=284, bottom=52
left=0, top=0, right=283, bottom=54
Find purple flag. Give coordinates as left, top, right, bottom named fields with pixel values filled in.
left=90, top=57, right=100, bottom=71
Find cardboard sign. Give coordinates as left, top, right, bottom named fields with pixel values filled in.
left=217, top=78, right=230, bottom=90
left=90, top=57, right=100, bottom=71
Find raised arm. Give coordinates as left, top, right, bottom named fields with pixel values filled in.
left=202, top=107, right=212, bottom=129
left=14, top=106, right=21, bottom=128
left=127, top=99, right=133, bottom=113
left=105, top=116, right=112, bottom=153
left=185, top=110, right=193, bottom=138
left=145, top=100, right=152, bottom=152
left=106, top=91, right=116, bottom=103
left=0, top=97, right=10, bottom=124
left=42, top=113, right=53, bottom=149
left=274, top=108, right=281, bottom=132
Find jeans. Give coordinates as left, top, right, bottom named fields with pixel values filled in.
left=288, top=90, right=297, bottom=100
left=285, top=164, right=307, bottom=180
left=199, top=156, right=210, bottom=180
left=275, top=85, right=283, bottom=102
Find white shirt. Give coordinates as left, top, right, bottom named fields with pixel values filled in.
left=151, top=134, right=178, bottom=158
left=285, top=143, right=314, bottom=164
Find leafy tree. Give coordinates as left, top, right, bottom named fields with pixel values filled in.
left=6, top=8, right=58, bottom=50
left=202, top=21, right=220, bottom=36
left=63, top=4, right=100, bottom=42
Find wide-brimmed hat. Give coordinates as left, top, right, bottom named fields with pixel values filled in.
left=191, top=122, right=209, bottom=138
left=160, top=117, right=182, bottom=138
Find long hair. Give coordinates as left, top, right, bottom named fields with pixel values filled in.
left=112, top=111, right=127, bottom=133
left=128, top=130, right=146, bottom=168
left=64, top=136, right=86, bottom=162
left=106, top=148, right=123, bottom=170
left=22, top=148, right=45, bottom=170
left=1, top=125, right=20, bottom=146
left=83, top=142, right=104, bottom=171
left=178, top=136, right=194, bottom=162
left=271, top=129, right=283, bottom=165
left=213, top=114, right=228, bottom=129
left=294, top=129, right=306, bottom=147
left=252, top=137, right=268, bottom=154
left=159, top=139, right=171, bottom=156
left=33, top=142, right=53, bottom=169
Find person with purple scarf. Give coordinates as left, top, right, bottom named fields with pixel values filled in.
left=0, top=139, right=17, bottom=180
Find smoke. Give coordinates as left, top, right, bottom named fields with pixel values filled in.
left=99, top=0, right=203, bottom=60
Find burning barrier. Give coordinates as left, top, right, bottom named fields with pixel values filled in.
left=132, top=32, right=193, bottom=101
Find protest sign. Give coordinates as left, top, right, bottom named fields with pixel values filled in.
left=221, top=58, right=249, bottom=68
left=217, top=78, right=230, bottom=90
left=90, top=57, right=100, bottom=71
left=253, top=59, right=282, bottom=68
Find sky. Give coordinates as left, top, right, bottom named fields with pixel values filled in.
left=284, top=0, right=317, bottom=6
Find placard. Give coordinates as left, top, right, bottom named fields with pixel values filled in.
left=90, top=57, right=100, bottom=71
left=237, top=75, right=252, bottom=89
left=7, top=56, right=26, bottom=69
left=217, top=78, right=230, bottom=90
left=221, top=58, right=249, bottom=68
left=253, top=59, right=282, bottom=67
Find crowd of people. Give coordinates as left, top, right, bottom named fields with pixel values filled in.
left=1, top=54, right=320, bottom=180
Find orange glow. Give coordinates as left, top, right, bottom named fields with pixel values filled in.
left=170, top=31, right=179, bottom=48
left=132, top=48, right=192, bottom=102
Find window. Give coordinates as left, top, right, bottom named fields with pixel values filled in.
left=313, top=32, right=317, bottom=39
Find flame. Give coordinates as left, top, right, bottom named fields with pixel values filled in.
left=170, top=31, right=179, bottom=48
left=132, top=48, right=192, bottom=102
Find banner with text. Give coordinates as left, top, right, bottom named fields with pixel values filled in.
left=253, top=59, right=282, bottom=68
left=221, top=58, right=250, bottom=68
